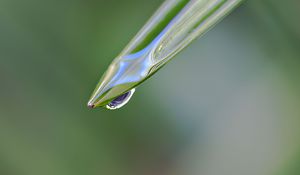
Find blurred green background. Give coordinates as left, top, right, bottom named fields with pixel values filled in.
left=1, top=0, right=300, bottom=175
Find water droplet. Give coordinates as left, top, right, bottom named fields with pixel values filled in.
left=106, top=89, right=135, bottom=110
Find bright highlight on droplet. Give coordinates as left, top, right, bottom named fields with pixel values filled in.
left=106, top=89, right=136, bottom=110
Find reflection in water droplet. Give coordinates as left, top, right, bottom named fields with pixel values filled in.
left=106, top=89, right=136, bottom=110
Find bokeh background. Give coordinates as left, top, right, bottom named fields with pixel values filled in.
left=1, top=0, right=300, bottom=175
